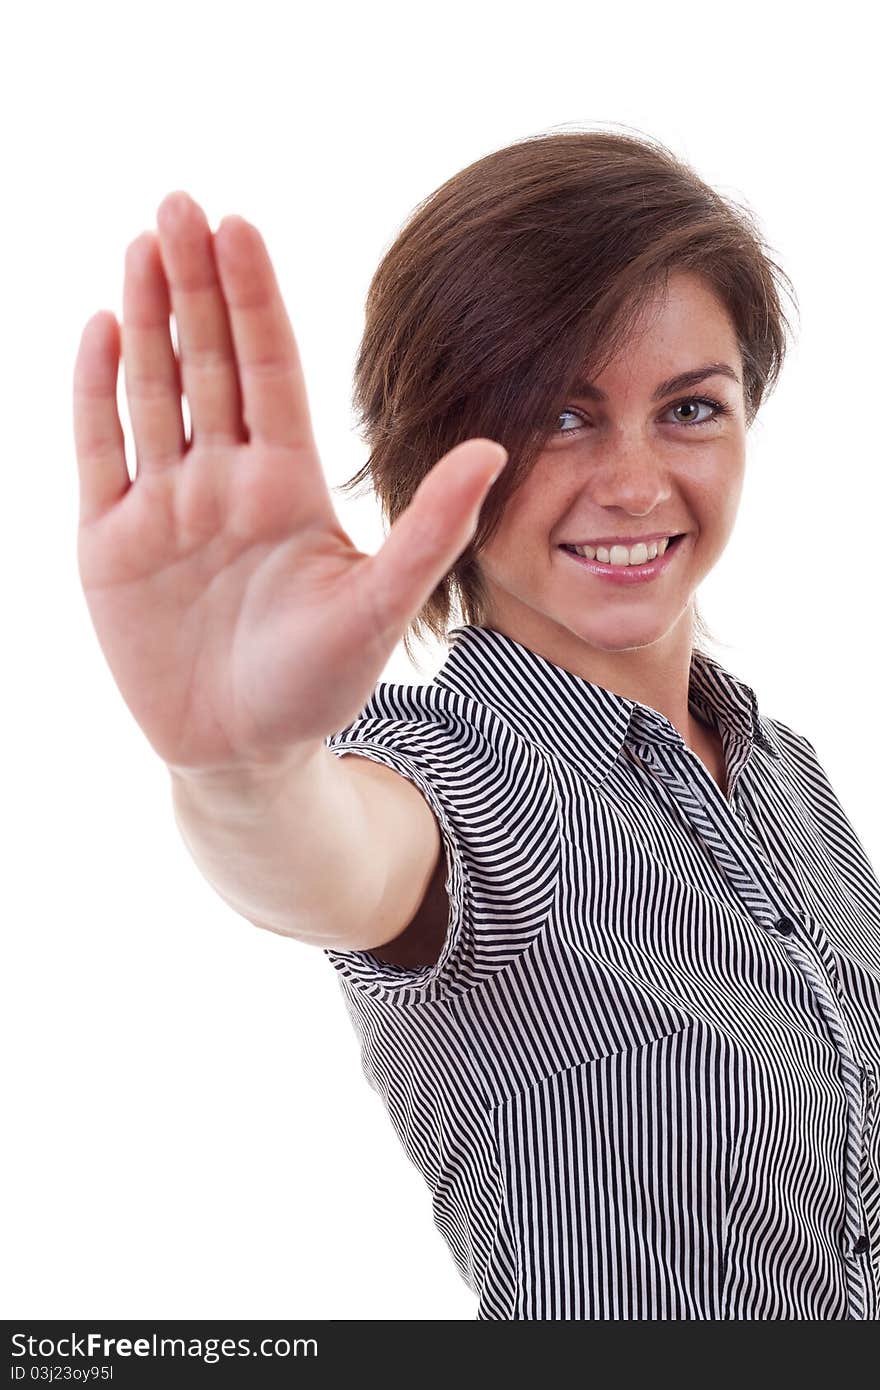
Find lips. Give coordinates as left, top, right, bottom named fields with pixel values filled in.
left=558, top=531, right=688, bottom=582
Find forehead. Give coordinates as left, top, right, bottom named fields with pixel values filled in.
left=570, top=275, right=741, bottom=402
left=606, top=271, right=739, bottom=367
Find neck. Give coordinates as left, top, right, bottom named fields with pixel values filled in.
left=477, top=604, right=701, bottom=745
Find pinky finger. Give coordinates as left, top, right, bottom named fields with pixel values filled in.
left=73, top=312, right=130, bottom=525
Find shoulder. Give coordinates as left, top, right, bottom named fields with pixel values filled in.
left=757, top=713, right=818, bottom=765
left=326, top=677, right=549, bottom=789
left=321, top=680, right=563, bottom=1003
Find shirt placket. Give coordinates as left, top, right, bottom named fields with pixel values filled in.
left=629, top=729, right=878, bottom=1320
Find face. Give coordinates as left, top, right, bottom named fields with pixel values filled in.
left=475, top=271, right=747, bottom=679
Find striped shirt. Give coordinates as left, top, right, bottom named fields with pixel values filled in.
left=322, top=623, right=880, bottom=1319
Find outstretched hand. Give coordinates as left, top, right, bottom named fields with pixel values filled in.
left=73, top=192, right=507, bottom=775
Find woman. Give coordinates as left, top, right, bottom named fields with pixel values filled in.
left=74, top=128, right=880, bottom=1319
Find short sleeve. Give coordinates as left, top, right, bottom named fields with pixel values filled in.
left=321, top=726, right=471, bottom=1002
left=319, top=699, right=561, bottom=1006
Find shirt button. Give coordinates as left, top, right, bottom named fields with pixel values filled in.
left=852, top=1234, right=869, bottom=1256
left=775, top=916, right=797, bottom=935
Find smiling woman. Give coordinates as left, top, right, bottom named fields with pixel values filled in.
left=335, top=126, right=798, bottom=668
left=318, top=128, right=880, bottom=1319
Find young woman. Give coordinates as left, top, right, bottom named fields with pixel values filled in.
left=73, top=129, right=879, bottom=1320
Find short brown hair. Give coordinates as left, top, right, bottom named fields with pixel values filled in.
left=336, top=125, right=798, bottom=666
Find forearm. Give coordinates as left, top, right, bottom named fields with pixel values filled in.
left=168, top=743, right=384, bottom=946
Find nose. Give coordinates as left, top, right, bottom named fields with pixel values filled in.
left=586, top=443, right=674, bottom=515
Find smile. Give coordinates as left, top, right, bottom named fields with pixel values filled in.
left=558, top=533, right=688, bottom=584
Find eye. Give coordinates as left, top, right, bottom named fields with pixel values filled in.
left=664, top=396, right=729, bottom=427
left=553, top=395, right=731, bottom=436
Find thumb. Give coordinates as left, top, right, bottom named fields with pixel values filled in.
left=364, top=438, right=508, bottom=636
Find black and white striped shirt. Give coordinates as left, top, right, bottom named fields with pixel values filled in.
left=322, top=623, right=880, bottom=1319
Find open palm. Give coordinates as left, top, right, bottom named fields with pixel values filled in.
left=73, top=192, right=507, bottom=775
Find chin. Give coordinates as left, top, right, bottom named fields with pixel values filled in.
left=555, top=605, right=685, bottom=653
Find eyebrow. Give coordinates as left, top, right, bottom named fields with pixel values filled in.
left=567, top=362, right=741, bottom=403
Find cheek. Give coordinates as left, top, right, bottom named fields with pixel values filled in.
left=477, top=511, right=552, bottom=588
left=717, top=471, right=745, bottom=527
left=696, top=454, right=744, bottom=520
left=497, top=477, right=563, bottom=547
left=479, top=494, right=536, bottom=564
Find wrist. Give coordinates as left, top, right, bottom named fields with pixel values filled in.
left=167, top=741, right=325, bottom=800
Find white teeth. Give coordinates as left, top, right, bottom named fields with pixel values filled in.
left=568, top=537, right=673, bottom=565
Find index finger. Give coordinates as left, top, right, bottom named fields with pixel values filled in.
left=213, top=215, right=318, bottom=453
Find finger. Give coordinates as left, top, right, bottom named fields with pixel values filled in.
left=364, top=440, right=508, bottom=636
left=155, top=191, right=244, bottom=445
left=213, top=214, right=318, bottom=453
left=122, top=232, right=186, bottom=472
left=73, top=311, right=130, bottom=525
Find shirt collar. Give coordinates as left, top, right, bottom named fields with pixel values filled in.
left=434, top=624, right=781, bottom=786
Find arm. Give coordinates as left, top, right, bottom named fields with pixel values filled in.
left=74, top=190, right=500, bottom=963
left=168, top=741, right=442, bottom=952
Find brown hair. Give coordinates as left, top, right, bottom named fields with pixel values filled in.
left=335, top=123, right=798, bottom=667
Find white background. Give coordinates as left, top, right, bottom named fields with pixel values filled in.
left=3, top=0, right=877, bottom=1322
